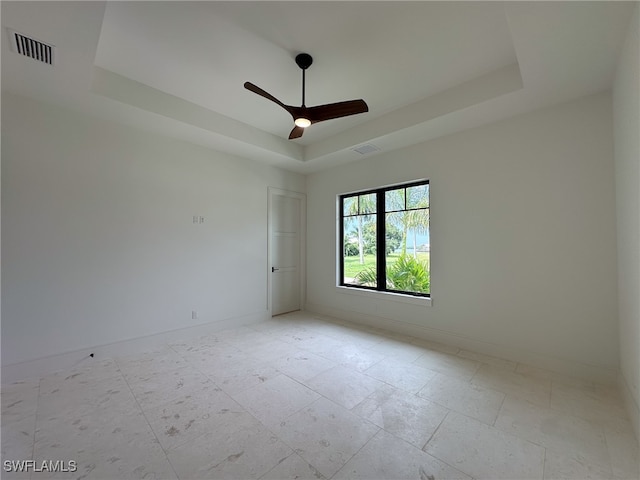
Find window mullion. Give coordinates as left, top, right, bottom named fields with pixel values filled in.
left=339, top=196, right=345, bottom=286
left=376, top=190, right=385, bottom=291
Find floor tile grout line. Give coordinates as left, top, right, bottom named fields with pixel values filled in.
left=264, top=387, right=384, bottom=478
left=326, top=425, right=383, bottom=480
left=113, top=356, right=181, bottom=480
left=491, top=390, right=508, bottom=427
left=255, top=451, right=299, bottom=480
left=416, top=409, right=481, bottom=480
left=30, top=377, right=42, bottom=467
left=248, top=396, right=341, bottom=479
left=468, top=360, right=483, bottom=384
left=600, top=417, right=621, bottom=478
left=368, top=412, right=464, bottom=480
left=421, top=408, right=450, bottom=452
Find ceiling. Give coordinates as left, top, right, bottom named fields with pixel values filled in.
left=1, top=1, right=635, bottom=173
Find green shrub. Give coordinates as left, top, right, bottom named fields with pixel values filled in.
left=354, top=254, right=429, bottom=293
left=353, top=265, right=377, bottom=286
left=386, top=254, right=430, bottom=293
left=343, top=241, right=359, bottom=257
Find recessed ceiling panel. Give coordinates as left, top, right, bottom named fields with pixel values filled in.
left=94, top=2, right=517, bottom=143
left=3, top=1, right=634, bottom=173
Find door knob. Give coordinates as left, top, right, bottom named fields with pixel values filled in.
left=272, top=267, right=280, bottom=272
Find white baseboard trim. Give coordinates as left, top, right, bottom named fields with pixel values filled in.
left=305, top=302, right=619, bottom=385
left=619, top=372, right=640, bottom=442
left=1, top=310, right=270, bottom=385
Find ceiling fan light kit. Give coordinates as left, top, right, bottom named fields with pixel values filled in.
left=244, top=53, right=369, bottom=139
left=294, top=117, right=311, bottom=128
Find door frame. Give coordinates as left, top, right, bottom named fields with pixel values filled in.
left=267, top=187, right=306, bottom=316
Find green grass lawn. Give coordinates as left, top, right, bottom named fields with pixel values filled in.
left=343, top=252, right=430, bottom=279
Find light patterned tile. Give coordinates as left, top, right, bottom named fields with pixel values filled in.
left=244, top=338, right=301, bottom=363
left=352, top=385, right=448, bottom=449
left=411, top=338, right=460, bottom=355
left=168, top=335, right=237, bottom=358
left=37, top=373, right=137, bottom=419
left=369, top=338, right=429, bottom=363
left=305, top=365, right=385, bottom=409
left=38, top=360, right=122, bottom=396
left=276, top=329, right=341, bottom=352
left=1, top=315, right=633, bottom=480
left=1, top=379, right=40, bottom=426
left=472, top=364, right=551, bottom=407
left=231, top=374, right=320, bottom=429
left=215, top=326, right=271, bottom=346
left=418, top=373, right=505, bottom=425
left=144, top=386, right=248, bottom=451
left=457, top=349, right=517, bottom=371
left=324, top=329, right=384, bottom=350
left=115, top=345, right=187, bottom=378
left=1, top=414, right=36, bottom=479
left=167, top=414, right=292, bottom=479
left=274, top=397, right=379, bottom=479
left=176, top=344, right=248, bottom=374
left=207, top=356, right=281, bottom=396
left=413, top=350, right=481, bottom=381
left=316, top=344, right=386, bottom=372
left=270, top=350, right=337, bottom=382
left=550, top=382, right=629, bottom=427
left=425, top=412, right=545, bottom=480
left=494, top=396, right=611, bottom=468
left=248, top=317, right=300, bottom=335
left=364, top=357, right=436, bottom=394
left=605, top=428, right=639, bottom=479
left=125, top=364, right=215, bottom=410
left=260, top=453, right=327, bottom=480
left=33, top=410, right=176, bottom=479
left=333, top=430, right=471, bottom=480
left=544, top=448, right=613, bottom=480
left=515, top=364, right=595, bottom=389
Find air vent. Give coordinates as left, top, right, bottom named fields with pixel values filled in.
left=351, top=143, right=380, bottom=155
left=8, top=29, right=54, bottom=65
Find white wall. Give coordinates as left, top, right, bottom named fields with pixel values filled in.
left=613, top=4, right=640, bottom=439
left=1, top=93, right=305, bottom=368
left=306, top=92, right=619, bottom=381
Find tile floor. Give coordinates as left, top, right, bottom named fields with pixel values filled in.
left=2, top=311, right=638, bottom=480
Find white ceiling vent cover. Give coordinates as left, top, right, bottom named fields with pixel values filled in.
left=351, top=144, right=380, bottom=155
left=8, top=29, right=54, bottom=65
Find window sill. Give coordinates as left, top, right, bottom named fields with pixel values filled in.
left=336, top=286, right=432, bottom=306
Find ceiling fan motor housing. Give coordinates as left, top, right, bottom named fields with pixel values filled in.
left=295, top=53, right=313, bottom=70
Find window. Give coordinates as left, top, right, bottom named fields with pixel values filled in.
left=339, top=180, right=430, bottom=297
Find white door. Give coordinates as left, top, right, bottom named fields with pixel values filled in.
left=269, top=189, right=305, bottom=316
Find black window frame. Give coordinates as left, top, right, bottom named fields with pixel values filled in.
left=339, top=179, right=430, bottom=298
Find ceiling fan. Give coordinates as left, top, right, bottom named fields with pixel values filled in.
left=244, top=53, right=369, bottom=140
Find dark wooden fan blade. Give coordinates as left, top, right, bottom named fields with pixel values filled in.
left=244, top=82, right=291, bottom=112
left=289, top=125, right=304, bottom=139
left=308, top=99, right=368, bottom=124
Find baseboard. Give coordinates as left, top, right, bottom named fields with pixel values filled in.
left=1, top=310, right=270, bottom=385
left=305, top=302, right=619, bottom=385
left=619, top=372, right=640, bottom=442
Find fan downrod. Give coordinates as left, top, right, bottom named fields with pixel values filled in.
left=295, top=53, right=313, bottom=70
